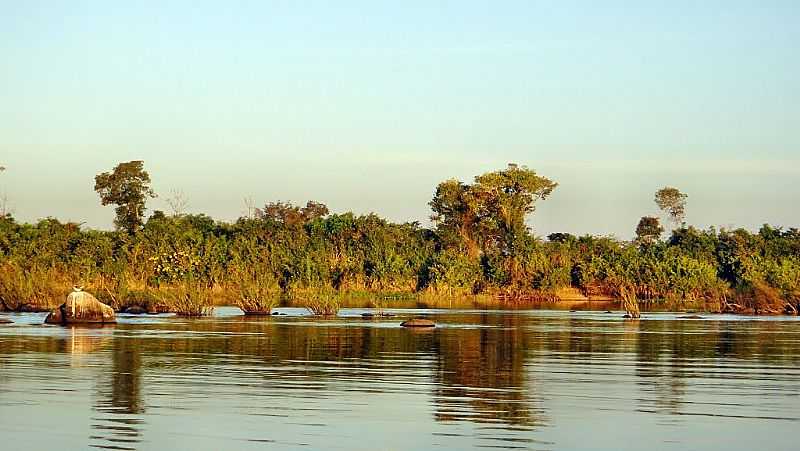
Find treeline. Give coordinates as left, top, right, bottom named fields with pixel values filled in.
left=0, top=162, right=798, bottom=315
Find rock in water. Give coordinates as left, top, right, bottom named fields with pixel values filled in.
left=400, top=318, right=435, bottom=328
left=123, top=305, right=147, bottom=315
left=0, top=317, right=13, bottom=324
left=44, top=287, right=116, bottom=325
left=44, top=308, right=63, bottom=325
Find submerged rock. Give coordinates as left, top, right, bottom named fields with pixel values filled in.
left=18, top=303, right=48, bottom=313
left=362, top=312, right=395, bottom=318
left=44, top=287, right=116, bottom=325
left=400, top=318, right=435, bottom=328
left=242, top=310, right=273, bottom=316
left=678, top=314, right=704, bottom=319
left=123, top=305, right=147, bottom=315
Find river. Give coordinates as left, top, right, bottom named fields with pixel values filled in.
left=1, top=308, right=798, bottom=450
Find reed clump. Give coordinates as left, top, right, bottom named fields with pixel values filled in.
left=157, top=282, right=215, bottom=316
left=0, top=263, right=65, bottom=311
left=620, top=286, right=640, bottom=319
left=233, top=273, right=281, bottom=315
left=93, top=274, right=165, bottom=313
left=300, top=290, right=341, bottom=316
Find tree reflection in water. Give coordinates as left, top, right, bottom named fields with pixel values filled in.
left=91, top=334, right=143, bottom=451
left=432, top=314, right=542, bottom=428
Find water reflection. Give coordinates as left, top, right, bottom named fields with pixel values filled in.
left=65, top=326, right=112, bottom=361
left=433, top=315, right=542, bottom=429
left=0, top=311, right=799, bottom=450
left=91, top=336, right=144, bottom=450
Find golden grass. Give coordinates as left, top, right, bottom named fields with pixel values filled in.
left=0, top=263, right=66, bottom=311
left=233, top=274, right=281, bottom=315
left=156, top=282, right=215, bottom=316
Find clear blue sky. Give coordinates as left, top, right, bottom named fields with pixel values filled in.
left=1, top=1, right=798, bottom=238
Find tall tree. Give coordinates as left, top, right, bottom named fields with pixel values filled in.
left=258, top=200, right=329, bottom=227
left=430, top=164, right=557, bottom=258
left=635, top=216, right=663, bottom=244
left=472, top=163, right=558, bottom=252
left=94, top=161, right=156, bottom=233
left=429, top=179, right=481, bottom=256
left=655, top=186, right=688, bottom=226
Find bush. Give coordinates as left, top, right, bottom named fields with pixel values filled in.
left=302, top=290, right=341, bottom=316
left=0, top=263, right=65, bottom=311
left=158, top=282, right=215, bottom=316
left=234, top=273, right=281, bottom=315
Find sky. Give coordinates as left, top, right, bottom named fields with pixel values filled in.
left=1, top=1, right=798, bottom=238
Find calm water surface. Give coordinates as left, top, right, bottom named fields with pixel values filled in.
left=1, top=308, right=799, bottom=450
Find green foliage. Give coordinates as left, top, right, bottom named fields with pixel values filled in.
left=431, top=164, right=556, bottom=256
left=0, top=165, right=798, bottom=315
left=302, top=290, right=341, bottom=316
left=0, top=262, right=65, bottom=311
left=655, top=186, right=688, bottom=226
left=635, top=216, right=663, bottom=245
left=472, top=164, right=557, bottom=251
left=420, top=248, right=482, bottom=295
left=234, top=272, right=281, bottom=314
left=157, top=282, right=215, bottom=316
left=95, top=160, right=157, bottom=233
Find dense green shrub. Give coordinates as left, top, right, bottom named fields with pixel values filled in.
left=1, top=164, right=799, bottom=315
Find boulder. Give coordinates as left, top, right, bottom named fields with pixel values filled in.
left=44, top=307, right=63, bottom=324
left=400, top=318, right=435, bottom=328
left=44, top=288, right=116, bottom=325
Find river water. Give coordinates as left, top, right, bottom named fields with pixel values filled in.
left=0, top=307, right=798, bottom=450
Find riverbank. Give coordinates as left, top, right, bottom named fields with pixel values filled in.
left=0, top=283, right=789, bottom=317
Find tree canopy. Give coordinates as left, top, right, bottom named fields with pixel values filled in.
left=635, top=216, right=663, bottom=244
left=430, top=164, right=557, bottom=256
left=655, top=187, right=688, bottom=226
left=94, top=160, right=156, bottom=233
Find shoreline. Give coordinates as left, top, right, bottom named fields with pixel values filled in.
left=1, top=293, right=791, bottom=317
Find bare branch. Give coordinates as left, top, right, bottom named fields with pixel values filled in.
left=166, top=188, right=189, bottom=217
left=242, top=196, right=256, bottom=220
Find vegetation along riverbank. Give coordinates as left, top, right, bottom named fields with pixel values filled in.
left=0, top=161, right=798, bottom=318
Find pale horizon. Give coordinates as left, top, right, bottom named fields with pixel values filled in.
left=1, top=1, right=798, bottom=238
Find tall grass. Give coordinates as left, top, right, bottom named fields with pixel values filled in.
left=0, top=263, right=65, bottom=311
left=157, top=282, right=215, bottom=316
left=300, top=290, right=341, bottom=316
left=233, top=273, right=281, bottom=315
left=620, top=286, right=640, bottom=319
left=92, top=274, right=164, bottom=313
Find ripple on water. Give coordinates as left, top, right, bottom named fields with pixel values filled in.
left=1, top=309, right=800, bottom=450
